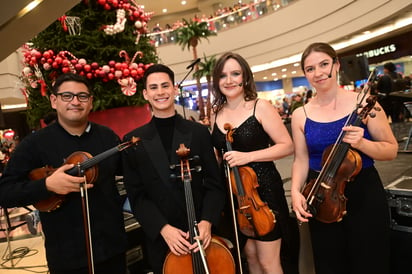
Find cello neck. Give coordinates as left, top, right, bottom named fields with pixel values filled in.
left=176, top=144, right=208, bottom=274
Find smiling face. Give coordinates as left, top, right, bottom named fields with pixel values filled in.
left=50, top=80, right=93, bottom=128
left=218, top=58, right=244, bottom=100
left=143, top=72, right=178, bottom=118
left=302, top=51, right=340, bottom=91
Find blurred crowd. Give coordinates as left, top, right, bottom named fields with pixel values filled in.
left=373, top=62, right=411, bottom=123
left=148, top=0, right=293, bottom=46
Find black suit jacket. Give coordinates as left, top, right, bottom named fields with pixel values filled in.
left=122, top=115, right=225, bottom=271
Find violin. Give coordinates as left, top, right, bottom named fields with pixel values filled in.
left=224, top=123, right=276, bottom=237
left=163, top=144, right=235, bottom=274
left=302, top=71, right=380, bottom=223
left=29, top=137, right=140, bottom=212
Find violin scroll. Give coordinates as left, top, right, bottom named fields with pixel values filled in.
left=224, top=123, right=234, bottom=143
left=357, top=95, right=380, bottom=120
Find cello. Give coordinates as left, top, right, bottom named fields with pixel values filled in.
left=163, top=144, right=236, bottom=274
left=302, top=71, right=380, bottom=223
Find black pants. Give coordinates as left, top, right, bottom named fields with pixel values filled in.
left=49, top=253, right=127, bottom=274
left=308, top=167, right=390, bottom=274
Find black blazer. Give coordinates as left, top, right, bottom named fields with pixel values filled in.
left=122, top=115, right=225, bottom=242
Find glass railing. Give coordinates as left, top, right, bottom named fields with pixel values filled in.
left=147, top=0, right=297, bottom=47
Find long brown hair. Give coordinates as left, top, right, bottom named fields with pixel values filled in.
left=212, top=52, right=257, bottom=114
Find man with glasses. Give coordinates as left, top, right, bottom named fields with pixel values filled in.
left=0, top=73, right=128, bottom=273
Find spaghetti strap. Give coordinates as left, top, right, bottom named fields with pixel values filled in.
left=213, top=109, right=219, bottom=129
left=253, top=99, right=259, bottom=116
left=303, top=104, right=308, bottom=118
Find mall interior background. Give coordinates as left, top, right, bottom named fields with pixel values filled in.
left=0, top=1, right=411, bottom=273
left=0, top=0, right=411, bottom=139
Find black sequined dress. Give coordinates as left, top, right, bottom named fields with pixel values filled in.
left=212, top=114, right=289, bottom=241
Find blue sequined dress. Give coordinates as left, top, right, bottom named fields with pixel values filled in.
left=304, top=114, right=390, bottom=274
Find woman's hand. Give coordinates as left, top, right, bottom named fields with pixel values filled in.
left=291, top=190, right=312, bottom=223
left=223, top=150, right=251, bottom=167
left=342, top=125, right=364, bottom=149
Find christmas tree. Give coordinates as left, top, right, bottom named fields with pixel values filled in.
left=20, top=0, right=158, bottom=128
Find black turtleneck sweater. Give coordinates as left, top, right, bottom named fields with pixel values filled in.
left=153, top=115, right=176, bottom=159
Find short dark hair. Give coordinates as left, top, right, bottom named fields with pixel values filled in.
left=52, top=73, right=92, bottom=94
left=383, top=62, right=396, bottom=73
left=143, top=64, right=174, bottom=88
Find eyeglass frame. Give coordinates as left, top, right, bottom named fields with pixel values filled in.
left=55, top=92, right=92, bottom=102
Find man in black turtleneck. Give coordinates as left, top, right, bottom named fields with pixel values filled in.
left=122, top=64, right=225, bottom=274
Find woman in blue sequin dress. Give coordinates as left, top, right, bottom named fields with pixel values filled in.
left=291, top=43, right=398, bottom=274
left=211, top=52, right=296, bottom=274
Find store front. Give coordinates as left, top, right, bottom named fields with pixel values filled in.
left=339, top=28, right=412, bottom=77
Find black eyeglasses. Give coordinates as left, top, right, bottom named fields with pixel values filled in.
left=56, top=92, right=91, bottom=102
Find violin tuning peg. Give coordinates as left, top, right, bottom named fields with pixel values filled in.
left=169, top=173, right=177, bottom=182
left=192, top=155, right=201, bottom=163
left=169, top=164, right=176, bottom=170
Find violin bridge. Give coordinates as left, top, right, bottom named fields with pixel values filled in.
left=320, top=182, right=331, bottom=189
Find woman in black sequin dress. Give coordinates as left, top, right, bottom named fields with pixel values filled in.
left=210, top=52, right=296, bottom=274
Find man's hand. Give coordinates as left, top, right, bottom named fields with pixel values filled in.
left=45, top=164, right=91, bottom=194
left=190, top=220, right=212, bottom=253
left=160, top=224, right=191, bottom=256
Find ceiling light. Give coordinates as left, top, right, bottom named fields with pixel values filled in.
left=271, top=72, right=277, bottom=76
left=22, top=0, right=43, bottom=15
left=162, top=8, right=168, bottom=13
left=281, top=68, right=287, bottom=72
left=263, top=76, right=268, bottom=80
left=293, top=63, right=299, bottom=67
left=252, top=15, right=412, bottom=75
left=292, top=71, right=297, bottom=74
left=0, top=0, right=44, bottom=32
left=181, top=0, right=187, bottom=5
left=282, top=74, right=287, bottom=78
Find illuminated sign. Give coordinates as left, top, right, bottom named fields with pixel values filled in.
left=356, top=44, right=397, bottom=59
